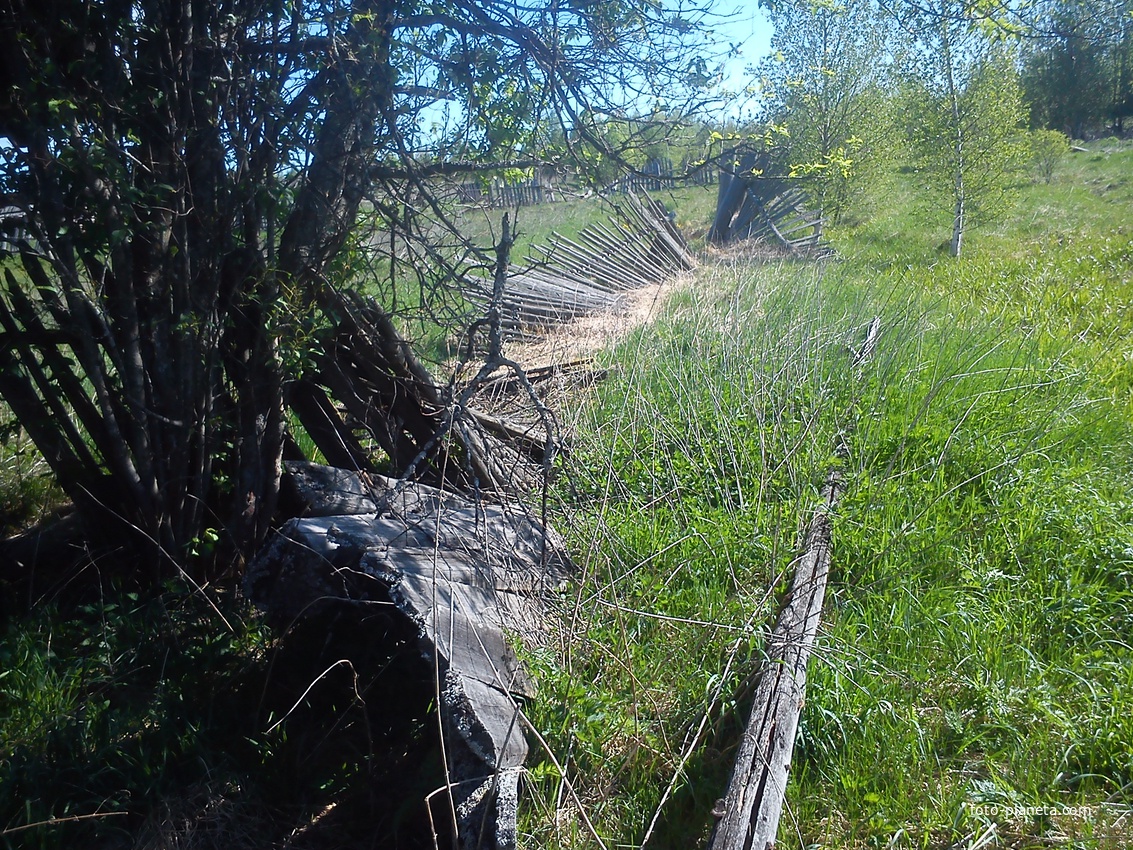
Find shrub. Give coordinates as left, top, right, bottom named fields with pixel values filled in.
left=1030, top=128, right=1070, bottom=183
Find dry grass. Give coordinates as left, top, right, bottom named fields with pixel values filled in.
left=456, top=270, right=697, bottom=453
left=502, top=273, right=695, bottom=370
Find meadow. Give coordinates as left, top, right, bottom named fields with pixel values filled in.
left=522, top=140, right=1133, bottom=848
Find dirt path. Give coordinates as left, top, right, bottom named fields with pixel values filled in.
left=503, top=273, right=692, bottom=366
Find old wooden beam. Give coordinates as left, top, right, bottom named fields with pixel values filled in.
left=707, top=476, right=838, bottom=850
left=708, top=319, right=881, bottom=850
left=285, top=379, right=376, bottom=472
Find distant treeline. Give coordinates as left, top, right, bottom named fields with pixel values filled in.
left=1021, top=0, right=1133, bottom=139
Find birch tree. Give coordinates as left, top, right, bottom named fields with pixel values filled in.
left=898, top=1, right=1027, bottom=256
left=757, top=0, right=893, bottom=223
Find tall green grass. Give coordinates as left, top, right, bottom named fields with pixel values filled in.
left=3, top=143, right=1130, bottom=848
left=524, top=141, right=1133, bottom=848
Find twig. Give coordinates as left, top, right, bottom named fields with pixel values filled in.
left=1, top=810, right=129, bottom=836
left=518, top=710, right=610, bottom=850
left=264, top=658, right=361, bottom=735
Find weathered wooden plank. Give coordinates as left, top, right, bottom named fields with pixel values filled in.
left=279, top=459, right=384, bottom=516
left=707, top=493, right=835, bottom=850
left=467, top=408, right=551, bottom=462
left=708, top=320, right=880, bottom=850
left=285, top=379, right=376, bottom=473
left=630, top=194, right=698, bottom=271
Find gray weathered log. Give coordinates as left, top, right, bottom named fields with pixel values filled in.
left=707, top=482, right=837, bottom=850
left=247, top=463, right=571, bottom=850
left=708, top=320, right=880, bottom=850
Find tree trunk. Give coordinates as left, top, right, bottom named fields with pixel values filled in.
left=942, top=9, right=965, bottom=259
left=0, top=0, right=398, bottom=580
left=951, top=192, right=964, bottom=258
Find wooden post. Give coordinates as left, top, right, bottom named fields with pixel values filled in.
left=707, top=476, right=838, bottom=850
left=708, top=320, right=880, bottom=850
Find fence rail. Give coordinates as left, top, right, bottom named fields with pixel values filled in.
left=0, top=207, right=29, bottom=255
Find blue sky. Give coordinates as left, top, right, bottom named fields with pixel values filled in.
left=714, top=3, right=775, bottom=119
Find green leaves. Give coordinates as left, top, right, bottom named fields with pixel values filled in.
left=1028, top=128, right=1071, bottom=183
left=899, top=13, right=1028, bottom=253
left=756, top=0, right=893, bottom=223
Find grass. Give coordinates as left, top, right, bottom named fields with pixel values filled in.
left=522, top=261, right=854, bottom=846
left=0, top=426, right=65, bottom=535
left=521, top=140, right=1133, bottom=848
left=3, top=144, right=1133, bottom=848
left=0, top=583, right=450, bottom=849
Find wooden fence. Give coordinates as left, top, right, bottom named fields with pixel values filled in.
left=475, top=192, right=697, bottom=336
left=455, top=181, right=552, bottom=207
left=456, top=163, right=718, bottom=209
left=0, top=207, right=29, bottom=255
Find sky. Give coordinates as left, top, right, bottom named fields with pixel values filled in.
left=713, top=3, right=776, bottom=120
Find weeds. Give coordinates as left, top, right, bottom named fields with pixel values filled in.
left=0, top=584, right=447, bottom=849
left=4, top=144, right=1133, bottom=848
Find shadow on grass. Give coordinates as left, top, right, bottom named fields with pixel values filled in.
left=1, top=578, right=451, bottom=850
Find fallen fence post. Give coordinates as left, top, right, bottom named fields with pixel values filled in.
left=707, top=474, right=839, bottom=850
left=707, top=318, right=881, bottom=850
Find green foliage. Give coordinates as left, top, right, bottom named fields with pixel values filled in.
left=0, top=420, right=65, bottom=534
left=0, top=588, right=271, bottom=847
left=1020, top=0, right=1133, bottom=137
left=902, top=36, right=1028, bottom=254
left=0, top=584, right=447, bottom=848
left=756, top=0, right=895, bottom=223
left=1029, top=127, right=1072, bottom=182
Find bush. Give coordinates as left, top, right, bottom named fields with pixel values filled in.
left=1030, top=128, right=1070, bottom=183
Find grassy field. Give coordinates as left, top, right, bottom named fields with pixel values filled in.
left=2, top=145, right=1132, bottom=849
left=522, top=141, right=1133, bottom=848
